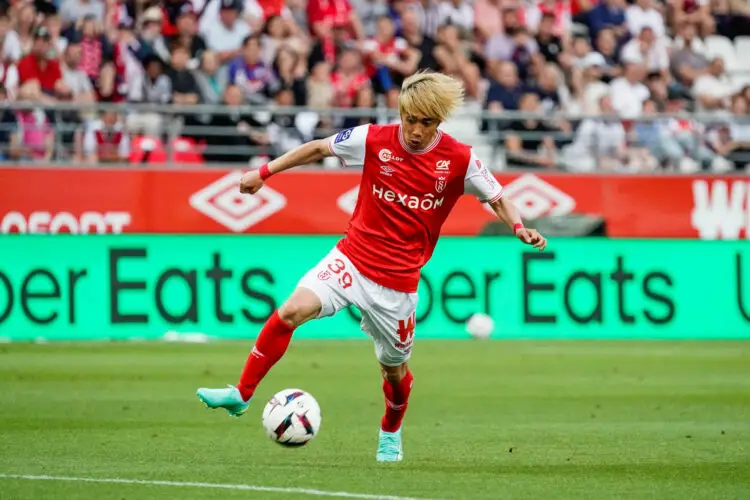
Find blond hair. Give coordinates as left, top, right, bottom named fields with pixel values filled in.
left=398, top=71, right=465, bottom=123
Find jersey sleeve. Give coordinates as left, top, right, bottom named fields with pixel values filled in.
left=327, top=124, right=369, bottom=167
left=464, top=150, right=503, bottom=203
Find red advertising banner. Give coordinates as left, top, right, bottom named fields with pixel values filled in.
left=0, top=167, right=748, bottom=239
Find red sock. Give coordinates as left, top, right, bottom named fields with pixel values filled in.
left=381, top=370, right=414, bottom=432
left=237, top=311, right=295, bottom=401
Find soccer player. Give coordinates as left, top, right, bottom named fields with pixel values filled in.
left=197, top=71, right=547, bottom=462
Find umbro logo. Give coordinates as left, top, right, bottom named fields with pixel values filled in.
left=189, top=170, right=286, bottom=232
left=380, top=165, right=395, bottom=176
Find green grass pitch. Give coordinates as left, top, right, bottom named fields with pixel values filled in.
left=1, top=340, right=749, bottom=499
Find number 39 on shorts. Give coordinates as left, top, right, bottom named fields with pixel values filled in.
left=324, top=258, right=352, bottom=289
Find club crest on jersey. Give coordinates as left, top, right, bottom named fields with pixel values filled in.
left=334, top=128, right=353, bottom=144
left=378, top=148, right=403, bottom=162
left=436, top=160, right=450, bottom=171
left=435, top=175, right=446, bottom=193
left=380, top=165, right=395, bottom=176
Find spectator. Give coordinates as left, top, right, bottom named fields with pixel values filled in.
left=194, top=50, right=229, bottom=105
left=169, top=43, right=202, bottom=136
left=260, top=14, right=307, bottom=69
left=412, top=0, right=442, bottom=39
left=528, top=62, right=563, bottom=115
left=609, top=54, right=650, bottom=117
left=228, top=34, right=275, bottom=104
left=669, top=0, right=714, bottom=38
left=588, top=0, right=627, bottom=45
left=350, top=0, right=389, bottom=37
left=504, top=92, right=559, bottom=168
left=595, top=27, right=622, bottom=81
left=620, top=26, right=669, bottom=81
left=485, top=24, right=539, bottom=83
left=576, top=51, right=611, bottom=115
left=127, top=54, right=172, bottom=135
left=0, top=7, right=22, bottom=63
left=16, top=3, right=38, bottom=57
left=525, top=0, right=572, bottom=38
left=195, top=0, right=264, bottom=36
left=205, top=85, right=270, bottom=163
left=692, top=56, right=736, bottom=112
left=437, top=0, right=474, bottom=37
left=15, top=107, right=55, bottom=162
left=77, top=16, right=110, bottom=83
left=361, top=15, right=419, bottom=108
left=17, top=26, right=63, bottom=103
left=567, top=94, right=629, bottom=171
left=134, top=7, right=163, bottom=62
left=307, top=60, right=334, bottom=109
left=202, top=0, right=252, bottom=65
left=474, top=0, right=504, bottom=45
left=308, top=22, right=352, bottom=69
left=83, top=110, right=129, bottom=164
left=273, top=46, right=307, bottom=105
left=670, top=21, right=709, bottom=91
left=711, top=0, right=750, bottom=40
left=0, top=84, right=19, bottom=160
left=433, top=23, right=481, bottom=99
left=400, top=8, right=439, bottom=72
left=306, top=0, right=363, bottom=41
left=535, top=12, right=567, bottom=67
left=44, top=8, right=68, bottom=57
left=486, top=60, right=524, bottom=112
left=156, top=4, right=206, bottom=69
left=626, top=0, right=666, bottom=38
left=59, top=0, right=105, bottom=28
left=0, top=57, right=19, bottom=100
left=331, top=47, right=372, bottom=127
left=707, top=95, right=750, bottom=170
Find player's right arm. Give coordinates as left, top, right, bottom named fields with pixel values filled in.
left=240, top=125, right=369, bottom=194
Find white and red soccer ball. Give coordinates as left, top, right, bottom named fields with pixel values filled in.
left=262, top=389, right=322, bottom=447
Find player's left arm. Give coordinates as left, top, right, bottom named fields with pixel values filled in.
left=464, top=152, right=547, bottom=251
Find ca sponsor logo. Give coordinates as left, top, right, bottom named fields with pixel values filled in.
left=379, top=149, right=403, bottom=162
left=189, top=170, right=286, bottom=232
left=372, top=184, right=445, bottom=211
left=0, top=211, right=131, bottom=234
left=484, top=173, right=575, bottom=220
left=691, top=180, right=750, bottom=239
left=436, top=160, right=450, bottom=171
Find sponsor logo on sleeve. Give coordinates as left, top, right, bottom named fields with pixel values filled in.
left=334, top=128, right=353, bottom=144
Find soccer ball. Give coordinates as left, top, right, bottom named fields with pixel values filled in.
left=466, top=312, right=495, bottom=340
left=262, top=388, right=322, bottom=447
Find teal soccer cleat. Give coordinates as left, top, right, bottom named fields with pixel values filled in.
left=376, top=428, right=403, bottom=462
left=196, top=384, right=250, bottom=417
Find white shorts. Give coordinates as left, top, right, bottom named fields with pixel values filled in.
left=297, top=247, right=418, bottom=366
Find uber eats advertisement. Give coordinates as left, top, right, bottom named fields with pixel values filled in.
left=0, top=235, right=748, bottom=340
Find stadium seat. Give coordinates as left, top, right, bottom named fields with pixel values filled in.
left=704, top=35, right=738, bottom=72
left=734, top=37, right=750, bottom=72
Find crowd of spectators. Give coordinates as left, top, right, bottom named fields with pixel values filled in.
left=0, top=0, right=748, bottom=170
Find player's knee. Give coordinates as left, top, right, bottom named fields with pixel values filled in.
left=278, top=290, right=322, bottom=327
left=381, top=363, right=408, bottom=384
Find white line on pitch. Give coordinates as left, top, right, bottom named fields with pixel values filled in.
left=0, top=474, right=435, bottom=500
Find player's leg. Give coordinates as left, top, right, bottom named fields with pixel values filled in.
left=377, top=361, right=414, bottom=462
left=196, top=288, right=322, bottom=416
left=197, top=249, right=353, bottom=416
left=359, top=288, right=418, bottom=462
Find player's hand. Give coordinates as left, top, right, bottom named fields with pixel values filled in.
left=516, top=227, right=547, bottom=251
left=239, top=170, right=264, bottom=195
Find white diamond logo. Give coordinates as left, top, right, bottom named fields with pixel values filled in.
left=484, top=173, right=576, bottom=220
left=189, top=170, right=286, bottom=232
left=337, top=186, right=360, bottom=215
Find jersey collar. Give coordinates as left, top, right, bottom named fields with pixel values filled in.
left=398, top=124, right=442, bottom=155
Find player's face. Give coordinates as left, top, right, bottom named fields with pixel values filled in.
left=401, top=114, right=439, bottom=150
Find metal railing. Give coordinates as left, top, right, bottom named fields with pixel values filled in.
left=1, top=102, right=749, bottom=172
